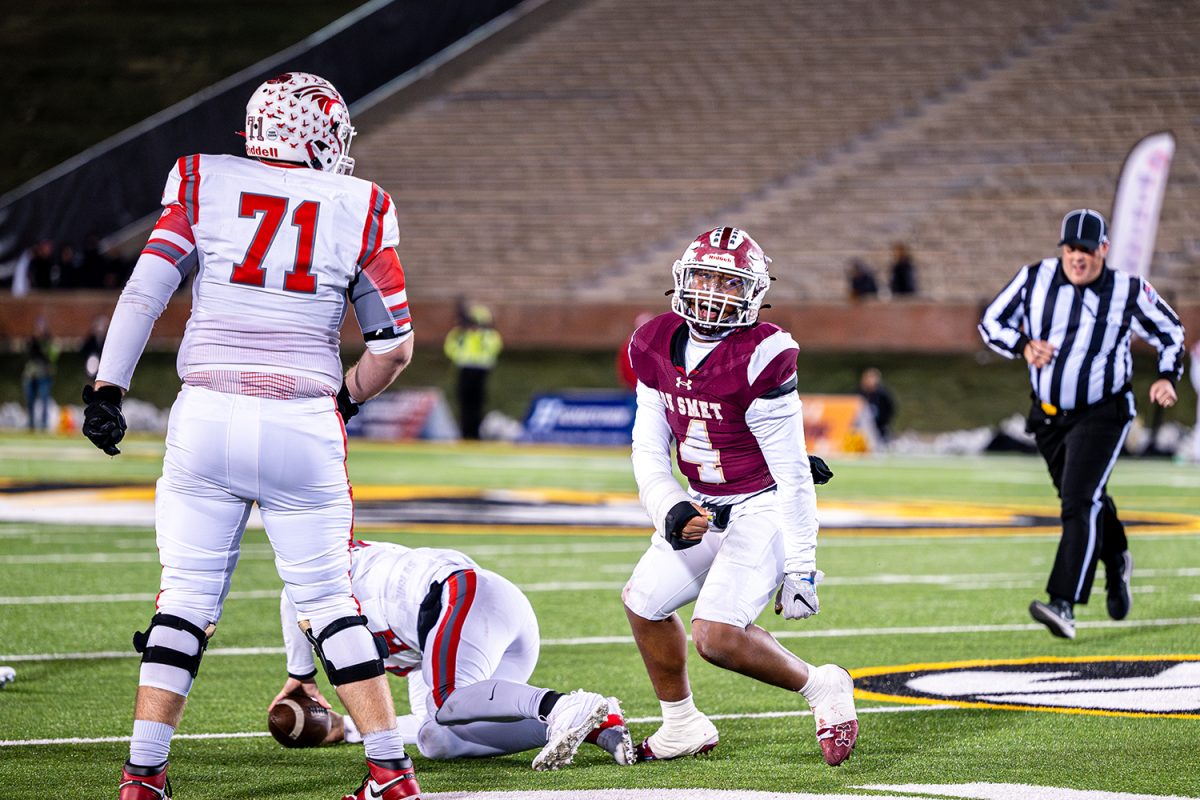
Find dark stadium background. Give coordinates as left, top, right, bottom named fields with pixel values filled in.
left=3, top=0, right=1197, bottom=434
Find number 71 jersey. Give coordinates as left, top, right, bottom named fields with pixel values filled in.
left=164, top=154, right=400, bottom=391
left=629, top=313, right=799, bottom=497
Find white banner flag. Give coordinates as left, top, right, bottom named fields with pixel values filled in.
left=1108, top=131, right=1174, bottom=278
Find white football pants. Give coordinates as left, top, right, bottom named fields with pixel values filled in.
left=623, top=490, right=785, bottom=628
left=154, top=385, right=359, bottom=634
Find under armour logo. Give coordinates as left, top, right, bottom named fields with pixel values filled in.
left=834, top=722, right=855, bottom=747
left=676, top=377, right=692, bottom=390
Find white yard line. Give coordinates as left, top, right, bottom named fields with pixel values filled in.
left=3, top=567, right=1197, bottom=604
left=0, top=704, right=952, bottom=747
left=5, top=617, right=1200, bottom=663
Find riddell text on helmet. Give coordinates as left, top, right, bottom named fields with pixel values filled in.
left=246, top=144, right=281, bottom=159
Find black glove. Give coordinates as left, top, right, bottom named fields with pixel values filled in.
left=664, top=500, right=705, bottom=551
left=81, top=384, right=127, bottom=456
left=336, top=382, right=360, bottom=422
left=808, top=454, right=833, bottom=485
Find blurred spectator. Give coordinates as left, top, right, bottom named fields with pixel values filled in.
left=11, top=239, right=55, bottom=295
left=81, top=314, right=109, bottom=382
left=22, top=315, right=60, bottom=431
left=444, top=304, right=503, bottom=440
left=858, top=367, right=895, bottom=442
left=56, top=242, right=85, bottom=289
left=29, top=240, right=57, bottom=290
left=617, top=312, right=655, bottom=390
left=888, top=242, right=917, bottom=297
left=80, top=233, right=112, bottom=288
left=846, top=259, right=879, bottom=301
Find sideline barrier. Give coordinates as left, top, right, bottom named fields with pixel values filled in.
left=523, top=391, right=637, bottom=446
left=520, top=390, right=877, bottom=453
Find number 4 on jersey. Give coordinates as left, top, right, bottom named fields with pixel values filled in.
left=679, top=419, right=725, bottom=484
left=230, top=193, right=320, bottom=293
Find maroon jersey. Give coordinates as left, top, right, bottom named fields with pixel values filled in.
left=629, top=313, right=799, bottom=496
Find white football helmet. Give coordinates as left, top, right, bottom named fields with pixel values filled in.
left=671, top=226, right=772, bottom=333
left=244, top=72, right=356, bottom=175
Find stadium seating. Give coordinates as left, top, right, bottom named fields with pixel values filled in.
left=350, top=0, right=1198, bottom=307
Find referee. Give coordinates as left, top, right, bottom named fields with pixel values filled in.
left=979, top=208, right=1186, bottom=639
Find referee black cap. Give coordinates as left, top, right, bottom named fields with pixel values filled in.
left=1058, top=208, right=1108, bottom=249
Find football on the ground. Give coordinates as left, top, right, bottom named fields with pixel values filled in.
left=268, top=693, right=332, bottom=748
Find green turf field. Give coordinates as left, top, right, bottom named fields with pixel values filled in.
left=0, top=433, right=1197, bottom=799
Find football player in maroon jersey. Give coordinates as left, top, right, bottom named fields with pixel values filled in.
left=622, top=227, right=858, bottom=767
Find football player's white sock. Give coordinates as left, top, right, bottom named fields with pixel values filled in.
left=343, top=712, right=362, bottom=743
left=659, top=694, right=702, bottom=726
left=363, top=728, right=406, bottom=761
left=798, top=662, right=829, bottom=706
left=129, top=719, right=174, bottom=767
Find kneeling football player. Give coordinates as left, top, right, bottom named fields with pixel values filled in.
left=271, top=539, right=633, bottom=770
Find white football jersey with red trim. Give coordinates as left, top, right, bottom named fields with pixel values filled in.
left=165, top=154, right=400, bottom=391
left=281, top=540, right=477, bottom=678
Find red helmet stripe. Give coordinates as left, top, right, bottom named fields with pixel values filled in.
left=718, top=227, right=733, bottom=249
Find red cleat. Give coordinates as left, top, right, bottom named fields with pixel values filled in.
left=811, top=665, right=859, bottom=766
left=342, top=756, right=421, bottom=800
left=119, top=761, right=171, bottom=799
left=817, top=719, right=859, bottom=767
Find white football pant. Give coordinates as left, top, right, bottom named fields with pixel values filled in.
left=154, top=385, right=359, bottom=635
left=624, top=490, right=785, bottom=628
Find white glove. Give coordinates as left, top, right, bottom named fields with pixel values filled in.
left=774, top=570, right=823, bottom=620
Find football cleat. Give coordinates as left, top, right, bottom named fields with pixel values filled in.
left=119, top=761, right=171, bottom=799
left=584, top=696, right=635, bottom=766
left=0, top=666, right=14, bottom=688
left=635, top=712, right=719, bottom=762
left=810, top=665, right=859, bottom=766
left=341, top=756, right=420, bottom=800
left=532, top=690, right=610, bottom=771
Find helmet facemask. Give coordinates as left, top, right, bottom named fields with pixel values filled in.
left=670, top=227, right=771, bottom=335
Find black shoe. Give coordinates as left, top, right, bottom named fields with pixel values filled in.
left=1106, top=550, right=1133, bottom=620
left=1029, top=598, right=1075, bottom=639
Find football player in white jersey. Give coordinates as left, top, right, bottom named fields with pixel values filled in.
left=83, top=73, right=422, bottom=800
left=270, top=540, right=634, bottom=770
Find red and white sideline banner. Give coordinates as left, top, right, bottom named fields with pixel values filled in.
left=1109, top=131, right=1174, bottom=279
left=345, top=388, right=458, bottom=441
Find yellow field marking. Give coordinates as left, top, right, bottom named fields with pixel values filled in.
left=39, top=486, right=1200, bottom=538
left=851, top=655, right=1200, bottom=720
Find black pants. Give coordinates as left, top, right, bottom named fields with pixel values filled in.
left=456, top=367, right=490, bottom=440
left=1028, top=394, right=1132, bottom=605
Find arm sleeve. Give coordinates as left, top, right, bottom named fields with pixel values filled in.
left=1129, top=280, right=1186, bottom=383
left=279, top=591, right=318, bottom=678
left=94, top=203, right=195, bottom=389
left=631, top=380, right=691, bottom=537
left=978, top=265, right=1033, bottom=359
left=747, top=390, right=819, bottom=574
left=349, top=248, right=414, bottom=354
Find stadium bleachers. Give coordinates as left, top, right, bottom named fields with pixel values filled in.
left=350, top=0, right=1198, bottom=307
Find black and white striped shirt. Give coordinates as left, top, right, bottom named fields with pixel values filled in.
left=979, top=259, right=1185, bottom=411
